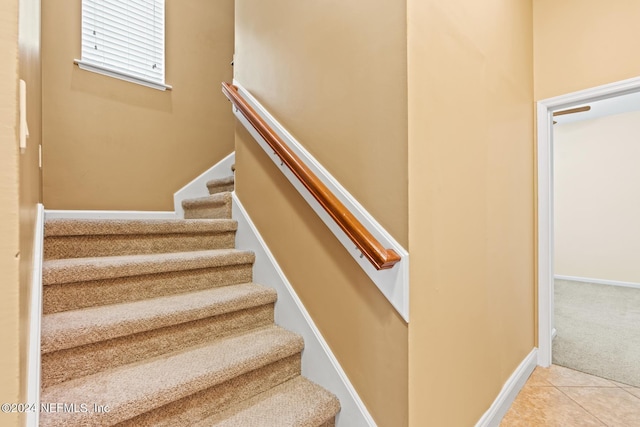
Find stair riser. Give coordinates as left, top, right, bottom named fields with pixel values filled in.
left=43, top=264, right=253, bottom=314
left=117, top=354, right=301, bottom=427
left=44, top=232, right=236, bottom=260
left=184, top=203, right=232, bottom=220
left=207, top=183, right=235, bottom=195
left=42, top=304, right=275, bottom=388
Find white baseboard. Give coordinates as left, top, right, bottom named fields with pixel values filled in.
left=555, top=275, right=640, bottom=290
left=232, top=194, right=376, bottom=427
left=45, top=210, right=176, bottom=220
left=475, top=348, right=537, bottom=427
left=26, top=204, right=44, bottom=427
left=232, top=81, right=409, bottom=322
left=173, top=152, right=235, bottom=218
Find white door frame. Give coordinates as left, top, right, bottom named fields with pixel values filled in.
left=536, top=76, right=640, bottom=367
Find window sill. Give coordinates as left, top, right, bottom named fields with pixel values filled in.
left=74, top=59, right=172, bottom=91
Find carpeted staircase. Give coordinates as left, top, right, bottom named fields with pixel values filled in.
left=40, top=174, right=340, bottom=426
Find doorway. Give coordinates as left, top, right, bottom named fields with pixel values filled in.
left=536, top=75, right=640, bottom=367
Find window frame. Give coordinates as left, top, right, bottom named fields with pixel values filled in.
left=75, top=0, right=171, bottom=91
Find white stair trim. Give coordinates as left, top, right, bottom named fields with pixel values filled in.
left=475, top=348, right=537, bottom=427
left=231, top=80, right=410, bottom=322
left=232, top=194, right=377, bottom=427
left=555, top=275, right=640, bottom=290
left=27, top=203, right=44, bottom=427
left=173, top=152, right=236, bottom=218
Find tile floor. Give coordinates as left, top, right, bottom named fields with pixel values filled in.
left=501, top=364, right=640, bottom=426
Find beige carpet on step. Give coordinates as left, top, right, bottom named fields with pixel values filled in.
left=40, top=189, right=340, bottom=426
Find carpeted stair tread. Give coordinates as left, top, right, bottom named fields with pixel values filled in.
left=114, top=356, right=301, bottom=427
left=40, top=304, right=276, bottom=389
left=44, top=218, right=237, bottom=236
left=182, top=192, right=232, bottom=210
left=40, top=326, right=304, bottom=427
left=182, top=192, right=233, bottom=219
left=195, top=376, right=340, bottom=427
left=42, top=249, right=254, bottom=286
left=44, top=218, right=238, bottom=259
left=207, top=176, right=235, bottom=195
left=41, top=283, right=276, bottom=353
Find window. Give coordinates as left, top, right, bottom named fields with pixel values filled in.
left=75, top=0, right=171, bottom=90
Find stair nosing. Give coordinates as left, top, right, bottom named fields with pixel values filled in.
left=44, top=218, right=238, bottom=237
left=41, top=283, right=277, bottom=353
left=182, top=192, right=232, bottom=209
left=42, top=249, right=255, bottom=286
left=206, top=176, right=234, bottom=187
left=195, top=376, right=340, bottom=427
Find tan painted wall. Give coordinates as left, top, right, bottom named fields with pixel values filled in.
left=534, top=0, right=640, bottom=100
left=234, top=1, right=409, bottom=425
left=234, top=0, right=408, bottom=247
left=0, top=0, right=22, bottom=425
left=42, top=0, right=235, bottom=210
left=407, top=1, right=535, bottom=426
left=554, top=112, right=640, bottom=284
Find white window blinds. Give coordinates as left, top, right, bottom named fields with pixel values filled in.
left=77, top=0, right=170, bottom=90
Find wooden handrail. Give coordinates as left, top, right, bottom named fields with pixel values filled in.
left=222, top=82, right=401, bottom=270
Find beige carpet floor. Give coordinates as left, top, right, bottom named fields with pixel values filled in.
left=553, top=279, right=640, bottom=387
